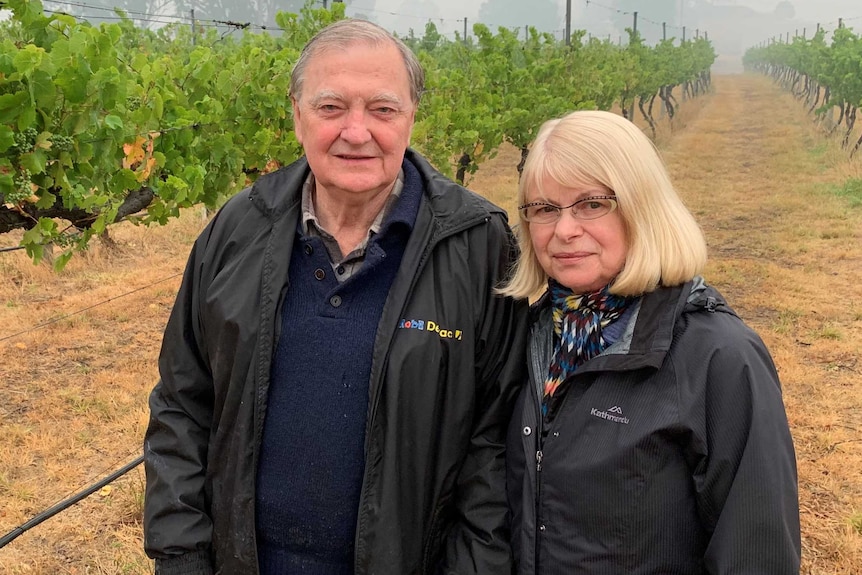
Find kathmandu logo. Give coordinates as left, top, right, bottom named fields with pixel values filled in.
left=397, top=318, right=463, bottom=341
left=590, top=405, right=630, bottom=424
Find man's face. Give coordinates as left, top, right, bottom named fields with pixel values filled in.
left=292, top=41, right=417, bottom=201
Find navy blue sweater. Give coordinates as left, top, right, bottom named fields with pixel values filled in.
left=256, top=161, right=422, bottom=574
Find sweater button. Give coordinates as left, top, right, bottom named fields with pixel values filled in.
left=304, top=244, right=313, bottom=255
left=336, top=265, right=345, bottom=275
left=522, top=426, right=532, bottom=436
left=330, top=295, right=342, bottom=307
left=314, top=268, right=325, bottom=280
left=539, top=524, right=546, bottom=532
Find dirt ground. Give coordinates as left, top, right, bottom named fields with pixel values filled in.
left=1, top=74, right=860, bottom=573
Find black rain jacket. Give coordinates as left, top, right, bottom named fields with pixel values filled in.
left=144, top=149, right=528, bottom=575
left=507, top=279, right=801, bottom=574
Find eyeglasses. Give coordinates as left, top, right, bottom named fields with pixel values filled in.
left=519, top=195, right=618, bottom=224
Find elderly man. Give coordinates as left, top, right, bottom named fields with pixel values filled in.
left=143, top=18, right=527, bottom=575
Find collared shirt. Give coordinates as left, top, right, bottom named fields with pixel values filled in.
left=301, top=171, right=404, bottom=282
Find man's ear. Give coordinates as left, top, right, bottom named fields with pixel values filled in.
left=406, top=104, right=417, bottom=143
left=291, top=97, right=303, bottom=145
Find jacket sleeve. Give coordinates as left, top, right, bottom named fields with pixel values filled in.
left=694, top=321, right=801, bottom=574
left=442, top=215, right=529, bottom=575
left=143, top=234, right=216, bottom=575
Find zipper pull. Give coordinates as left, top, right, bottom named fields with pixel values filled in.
left=536, top=450, right=543, bottom=472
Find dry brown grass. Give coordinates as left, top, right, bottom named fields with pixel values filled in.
left=0, top=215, right=206, bottom=574
left=1, top=75, right=860, bottom=573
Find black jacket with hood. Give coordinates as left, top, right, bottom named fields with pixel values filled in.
left=507, top=279, right=801, bottom=574
left=143, top=149, right=528, bottom=575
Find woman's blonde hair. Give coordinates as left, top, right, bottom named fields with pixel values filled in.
left=499, top=110, right=707, bottom=299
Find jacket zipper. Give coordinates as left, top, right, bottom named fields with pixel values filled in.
left=534, top=436, right=544, bottom=574
left=365, top=214, right=492, bottom=449
left=528, top=318, right=549, bottom=575
left=356, top=213, right=495, bottom=575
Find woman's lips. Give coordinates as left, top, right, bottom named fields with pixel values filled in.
left=553, top=251, right=592, bottom=262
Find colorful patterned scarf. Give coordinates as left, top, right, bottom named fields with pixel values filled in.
left=544, top=279, right=634, bottom=398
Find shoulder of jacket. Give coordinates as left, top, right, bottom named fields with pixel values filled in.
left=406, top=149, right=509, bottom=228
left=198, top=159, right=306, bottom=245
left=673, top=280, right=771, bottom=359
left=212, top=185, right=255, bottom=222
left=683, top=277, right=738, bottom=318
left=195, top=185, right=263, bottom=252
left=246, top=157, right=308, bottom=217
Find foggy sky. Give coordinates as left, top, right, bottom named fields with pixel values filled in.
left=349, top=0, right=861, bottom=46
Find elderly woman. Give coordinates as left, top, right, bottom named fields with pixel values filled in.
left=501, top=110, right=801, bottom=574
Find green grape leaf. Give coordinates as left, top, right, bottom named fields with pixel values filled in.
left=36, top=190, right=56, bottom=209
left=55, top=66, right=90, bottom=104
left=0, top=92, right=29, bottom=124
left=20, top=150, right=47, bottom=174
left=0, top=50, right=14, bottom=76
left=18, top=105, right=36, bottom=131
left=104, top=114, right=124, bottom=130
left=30, top=70, right=58, bottom=109
left=110, top=168, right=140, bottom=194
left=0, top=174, right=13, bottom=196
left=53, top=251, right=75, bottom=272
left=0, top=126, right=14, bottom=153
left=13, top=44, right=46, bottom=77
left=8, top=0, right=45, bottom=26
left=35, top=131, right=53, bottom=150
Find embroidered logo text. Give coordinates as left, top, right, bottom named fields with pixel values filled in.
left=397, top=318, right=463, bottom=341
left=590, top=405, right=630, bottom=425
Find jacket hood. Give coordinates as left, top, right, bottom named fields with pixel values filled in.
left=529, top=278, right=737, bottom=376
left=246, top=148, right=508, bottom=235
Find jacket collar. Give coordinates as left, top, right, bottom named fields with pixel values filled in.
left=246, top=149, right=506, bottom=235
left=530, top=279, right=731, bottom=377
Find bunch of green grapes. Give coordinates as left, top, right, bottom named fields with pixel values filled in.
left=6, top=168, right=33, bottom=204
left=12, top=128, right=39, bottom=153
left=52, top=134, right=75, bottom=152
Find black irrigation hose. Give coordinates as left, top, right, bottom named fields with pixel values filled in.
left=0, top=455, right=144, bottom=549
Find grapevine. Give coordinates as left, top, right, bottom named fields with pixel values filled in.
left=744, top=26, right=862, bottom=155
left=0, top=0, right=714, bottom=268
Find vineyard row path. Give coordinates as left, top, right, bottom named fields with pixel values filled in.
left=659, top=74, right=862, bottom=573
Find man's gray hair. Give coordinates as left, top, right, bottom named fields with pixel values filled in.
left=289, top=19, right=425, bottom=105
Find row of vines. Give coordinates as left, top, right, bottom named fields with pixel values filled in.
left=743, top=26, right=862, bottom=155
left=1, top=0, right=715, bottom=266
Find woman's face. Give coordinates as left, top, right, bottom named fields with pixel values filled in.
left=528, top=177, right=628, bottom=294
